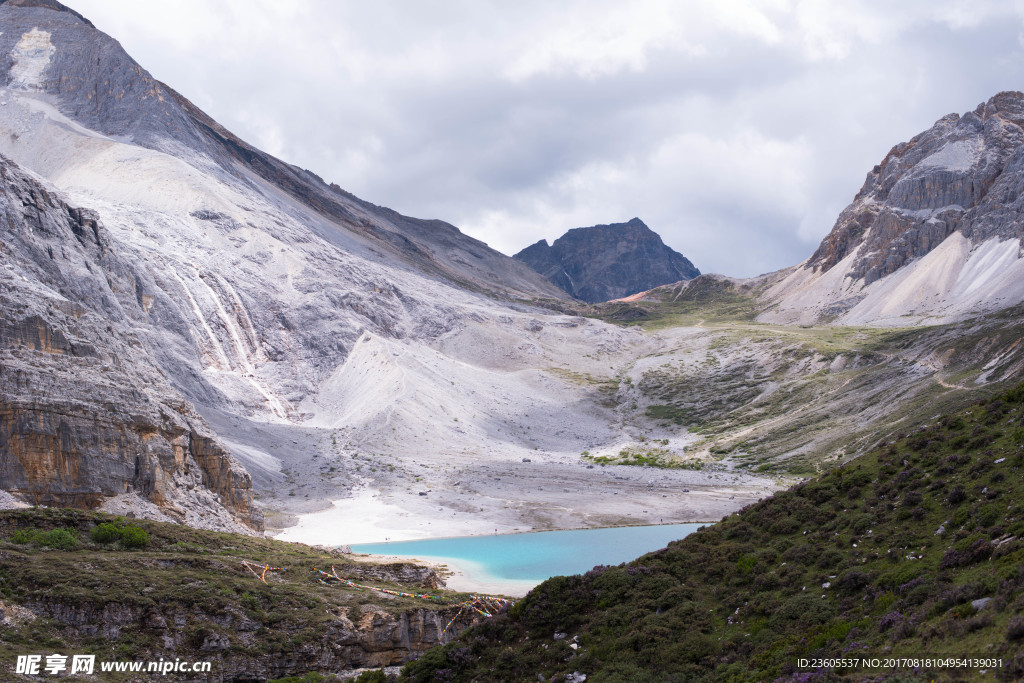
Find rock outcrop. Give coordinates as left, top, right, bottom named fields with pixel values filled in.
left=514, top=218, right=700, bottom=303
left=763, top=91, right=1024, bottom=325
left=0, top=154, right=261, bottom=532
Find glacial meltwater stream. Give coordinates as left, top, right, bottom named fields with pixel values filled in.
left=350, top=523, right=704, bottom=596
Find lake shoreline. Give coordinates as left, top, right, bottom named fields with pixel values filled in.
left=348, top=551, right=538, bottom=598
left=347, top=523, right=707, bottom=599
left=269, top=463, right=780, bottom=547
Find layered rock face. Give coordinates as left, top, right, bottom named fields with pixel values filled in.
left=0, top=156, right=261, bottom=532
left=21, top=598, right=449, bottom=675
left=763, top=91, right=1024, bottom=325
left=514, top=218, right=700, bottom=303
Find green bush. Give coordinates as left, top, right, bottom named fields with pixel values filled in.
left=120, top=526, right=149, bottom=549
left=10, top=529, right=40, bottom=544
left=9, top=527, right=77, bottom=549
left=90, top=522, right=121, bottom=544
left=89, top=522, right=149, bottom=549
left=39, top=528, right=77, bottom=550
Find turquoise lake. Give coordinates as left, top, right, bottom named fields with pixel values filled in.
left=350, top=523, right=704, bottom=585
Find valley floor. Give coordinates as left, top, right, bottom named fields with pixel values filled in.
left=272, top=461, right=775, bottom=546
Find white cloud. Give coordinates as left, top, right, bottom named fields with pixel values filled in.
left=65, top=0, right=1024, bottom=276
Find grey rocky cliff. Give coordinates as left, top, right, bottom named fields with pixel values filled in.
left=514, top=218, right=700, bottom=303
left=809, top=91, right=1024, bottom=285
left=0, top=154, right=261, bottom=532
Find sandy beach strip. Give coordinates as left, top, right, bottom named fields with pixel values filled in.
left=348, top=551, right=537, bottom=598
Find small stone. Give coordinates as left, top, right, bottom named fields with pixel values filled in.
left=553, top=632, right=567, bottom=640
left=972, top=597, right=992, bottom=611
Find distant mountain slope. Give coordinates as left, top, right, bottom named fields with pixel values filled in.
left=0, top=0, right=567, bottom=303
left=762, top=91, right=1024, bottom=326
left=514, top=218, right=700, bottom=303
left=405, top=383, right=1024, bottom=681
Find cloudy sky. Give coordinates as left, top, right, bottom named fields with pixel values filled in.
left=67, top=0, right=1024, bottom=276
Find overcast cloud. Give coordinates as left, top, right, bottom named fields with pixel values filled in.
left=66, top=0, right=1024, bottom=276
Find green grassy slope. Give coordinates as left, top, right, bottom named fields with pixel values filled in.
left=404, top=384, right=1024, bottom=682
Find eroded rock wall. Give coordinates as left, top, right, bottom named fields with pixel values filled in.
left=0, top=154, right=261, bottom=532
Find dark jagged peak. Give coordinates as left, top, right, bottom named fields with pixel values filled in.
left=514, top=218, right=700, bottom=303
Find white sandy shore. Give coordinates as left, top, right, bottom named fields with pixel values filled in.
left=275, top=485, right=504, bottom=545
left=272, top=459, right=778, bottom=544
left=349, top=552, right=537, bottom=598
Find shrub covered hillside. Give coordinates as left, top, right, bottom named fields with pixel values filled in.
left=405, top=384, right=1024, bottom=682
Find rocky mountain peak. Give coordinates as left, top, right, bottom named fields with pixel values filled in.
left=514, top=218, right=700, bottom=303
left=0, top=1, right=568, bottom=301
left=808, top=90, right=1024, bottom=283
left=763, top=90, right=1024, bottom=326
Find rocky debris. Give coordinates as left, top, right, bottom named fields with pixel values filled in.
left=972, top=597, right=993, bottom=611
left=515, top=218, right=700, bottom=303
left=0, top=600, right=36, bottom=626
left=0, top=490, right=29, bottom=510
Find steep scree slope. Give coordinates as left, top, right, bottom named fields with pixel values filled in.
left=0, top=155, right=260, bottom=532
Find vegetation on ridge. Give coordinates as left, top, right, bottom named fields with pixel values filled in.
left=403, top=383, right=1024, bottom=681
